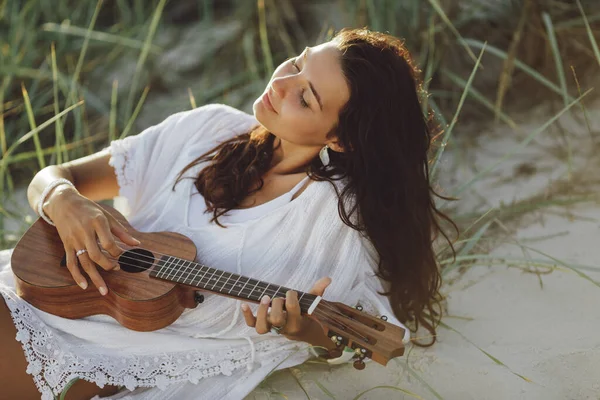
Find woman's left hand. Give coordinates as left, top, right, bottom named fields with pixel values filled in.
left=241, top=277, right=332, bottom=341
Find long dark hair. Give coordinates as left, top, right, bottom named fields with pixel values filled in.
left=174, top=28, right=456, bottom=346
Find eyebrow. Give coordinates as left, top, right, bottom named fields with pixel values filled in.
left=303, top=47, right=323, bottom=111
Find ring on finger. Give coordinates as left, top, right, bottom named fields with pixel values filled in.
left=76, top=249, right=87, bottom=257
left=270, top=324, right=285, bottom=335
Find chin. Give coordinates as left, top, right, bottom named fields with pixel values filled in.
left=253, top=101, right=271, bottom=127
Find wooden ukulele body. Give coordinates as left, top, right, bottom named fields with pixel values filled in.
left=11, top=205, right=200, bottom=332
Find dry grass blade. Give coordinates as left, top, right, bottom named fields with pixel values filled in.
left=465, top=39, right=576, bottom=103
left=570, top=66, right=593, bottom=139
left=436, top=207, right=495, bottom=260
left=443, top=220, right=492, bottom=276
left=439, top=321, right=532, bottom=383
left=264, top=345, right=315, bottom=379
left=452, top=89, right=592, bottom=196
left=243, top=30, right=261, bottom=82
left=431, top=44, right=487, bottom=178
left=438, top=253, right=600, bottom=273
left=50, top=42, right=67, bottom=164
left=3, top=132, right=107, bottom=166
left=351, top=385, right=425, bottom=400
left=120, top=86, right=150, bottom=139
left=426, top=0, right=478, bottom=64
left=495, top=0, right=530, bottom=123
left=0, top=101, right=83, bottom=175
left=109, top=80, right=118, bottom=142
left=421, top=15, right=437, bottom=114
left=576, top=0, right=600, bottom=67
left=0, top=80, right=5, bottom=156
left=58, top=377, right=80, bottom=400
left=41, top=22, right=162, bottom=53
left=258, top=0, right=274, bottom=77
left=542, top=13, right=569, bottom=109
left=268, top=388, right=289, bottom=399
left=442, top=69, right=520, bottom=131
left=188, top=88, right=197, bottom=109
left=288, top=368, right=310, bottom=400
left=400, top=362, right=444, bottom=400
left=313, top=379, right=336, bottom=399
left=20, top=84, right=45, bottom=169
left=517, top=244, right=600, bottom=288
left=125, top=0, right=167, bottom=120
left=452, top=194, right=597, bottom=223
left=65, top=0, right=103, bottom=110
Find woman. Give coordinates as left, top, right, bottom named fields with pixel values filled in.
left=0, top=28, right=453, bottom=399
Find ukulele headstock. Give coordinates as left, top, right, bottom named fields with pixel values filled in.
left=311, top=300, right=406, bottom=369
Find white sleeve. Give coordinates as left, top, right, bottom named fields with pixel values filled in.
left=107, top=104, right=256, bottom=215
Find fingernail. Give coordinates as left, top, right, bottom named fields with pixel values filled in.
left=241, top=303, right=249, bottom=311
left=99, top=287, right=107, bottom=296
left=114, top=264, right=120, bottom=270
left=79, top=281, right=87, bottom=290
left=133, top=238, right=141, bottom=245
left=261, top=295, right=270, bottom=304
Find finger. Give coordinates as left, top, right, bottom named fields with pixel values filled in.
left=308, top=276, right=332, bottom=296
left=254, top=295, right=271, bottom=334
left=65, top=247, right=88, bottom=290
left=106, top=213, right=141, bottom=247
left=95, top=216, right=126, bottom=259
left=284, top=290, right=302, bottom=334
left=75, top=245, right=108, bottom=295
left=269, top=297, right=286, bottom=329
left=241, top=303, right=256, bottom=327
left=85, top=231, right=118, bottom=272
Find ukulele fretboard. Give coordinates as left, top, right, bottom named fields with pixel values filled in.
left=149, top=255, right=317, bottom=312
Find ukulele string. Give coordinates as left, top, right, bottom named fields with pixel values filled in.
left=78, top=252, right=373, bottom=343
left=109, top=245, right=381, bottom=335
left=103, top=241, right=348, bottom=315
left=111, top=249, right=368, bottom=326
left=79, top=249, right=317, bottom=310
left=109, top=249, right=377, bottom=336
left=82, top=241, right=380, bottom=337
left=312, top=307, right=372, bottom=344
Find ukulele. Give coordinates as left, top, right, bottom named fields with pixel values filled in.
left=11, top=204, right=405, bottom=369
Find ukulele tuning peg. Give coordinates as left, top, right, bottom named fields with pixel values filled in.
left=353, top=359, right=366, bottom=370
left=380, top=315, right=388, bottom=321
left=330, top=335, right=344, bottom=347
left=354, top=348, right=367, bottom=356
left=352, top=347, right=368, bottom=370
left=355, top=304, right=363, bottom=311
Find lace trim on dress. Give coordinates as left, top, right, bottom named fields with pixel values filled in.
left=1, top=288, right=302, bottom=400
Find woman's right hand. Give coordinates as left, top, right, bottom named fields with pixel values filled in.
left=43, top=186, right=140, bottom=295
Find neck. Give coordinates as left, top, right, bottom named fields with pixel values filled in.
left=149, top=254, right=319, bottom=313
left=269, top=137, right=319, bottom=175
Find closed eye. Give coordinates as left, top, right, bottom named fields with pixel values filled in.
left=290, top=58, right=310, bottom=109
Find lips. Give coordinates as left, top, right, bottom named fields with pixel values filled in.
left=263, top=90, right=277, bottom=114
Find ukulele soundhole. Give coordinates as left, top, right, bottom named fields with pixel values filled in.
left=118, top=248, right=155, bottom=274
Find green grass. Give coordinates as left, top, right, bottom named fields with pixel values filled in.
left=1, top=0, right=600, bottom=399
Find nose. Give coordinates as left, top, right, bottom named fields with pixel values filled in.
left=270, top=75, right=294, bottom=98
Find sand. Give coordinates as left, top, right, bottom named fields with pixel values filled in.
left=245, top=101, right=600, bottom=399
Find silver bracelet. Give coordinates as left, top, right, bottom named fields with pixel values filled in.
left=37, top=178, right=76, bottom=226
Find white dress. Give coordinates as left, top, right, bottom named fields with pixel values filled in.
left=0, top=104, right=410, bottom=400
